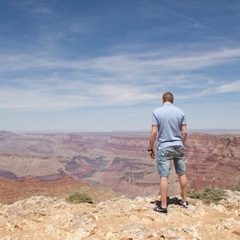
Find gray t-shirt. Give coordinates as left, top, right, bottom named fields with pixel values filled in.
left=151, top=103, right=186, bottom=149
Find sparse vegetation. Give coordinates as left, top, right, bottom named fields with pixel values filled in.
left=188, top=186, right=226, bottom=204
left=231, top=177, right=240, bottom=191
left=65, top=191, right=93, bottom=204
left=187, top=188, right=202, bottom=199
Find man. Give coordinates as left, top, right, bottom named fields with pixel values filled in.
left=148, top=92, right=188, bottom=214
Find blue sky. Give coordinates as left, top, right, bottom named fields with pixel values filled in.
left=0, top=0, right=240, bottom=132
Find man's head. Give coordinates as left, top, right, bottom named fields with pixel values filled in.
left=162, top=92, right=174, bottom=103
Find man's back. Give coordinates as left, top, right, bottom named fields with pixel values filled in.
left=152, top=103, right=186, bottom=149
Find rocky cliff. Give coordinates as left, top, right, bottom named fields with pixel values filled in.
left=0, top=190, right=239, bottom=240
left=185, top=133, right=240, bottom=189
left=0, top=131, right=239, bottom=199
left=0, top=175, right=119, bottom=205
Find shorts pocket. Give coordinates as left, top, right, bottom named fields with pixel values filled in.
left=176, top=146, right=184, bottom=156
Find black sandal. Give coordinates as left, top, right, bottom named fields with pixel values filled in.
left=153, top=206, right=168, bottom=214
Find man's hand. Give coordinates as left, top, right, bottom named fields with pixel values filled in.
left=148, top=150, right=155, bottom=159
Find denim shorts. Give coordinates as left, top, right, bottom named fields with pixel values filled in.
left=156, top=146, right=186, bottom=177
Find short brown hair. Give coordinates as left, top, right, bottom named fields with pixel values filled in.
left=162, top=92, right=174, bottom=103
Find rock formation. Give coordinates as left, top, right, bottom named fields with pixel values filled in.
left=0, top=131, right=239, bottom=199
left=0, top=190, right=239, bottom=239
left=0, top=175, right=119, bottom=205
left=185, top=133, right=240, bottom=189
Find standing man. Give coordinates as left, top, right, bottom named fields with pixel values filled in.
left=148, top=92, right=188, bottom=214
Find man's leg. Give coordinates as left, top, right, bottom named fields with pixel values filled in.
left=160, top=176, right=168, bottom=208
left=178, top=174, right=187, bottom=201
left=173, top=146, right=187, bottom=203
left=155, top=147, right=171, bottom=213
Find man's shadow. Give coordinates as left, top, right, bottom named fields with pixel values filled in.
left=151, top=196, right=182, bottom=207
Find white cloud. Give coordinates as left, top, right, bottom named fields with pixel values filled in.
left=150, top=48, right=240, bottom=70
left=1, top=47, right=240, bottom=74
left=92, top=84, right=155, bottom=104
left=31, top=6, right=52, bottom=14
left=0, top=87, right=94, bottom=111
left=217, top=80, right=240, bottom=93
left=1, top=47, right=240, bottom=111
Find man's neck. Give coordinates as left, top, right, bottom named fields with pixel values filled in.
left=164, top=101, right=172, bottom=105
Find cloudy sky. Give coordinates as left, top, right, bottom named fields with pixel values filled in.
left=0, top=0, right=240, bottom=132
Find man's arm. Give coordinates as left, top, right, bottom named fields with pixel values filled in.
left=181, top=124, right=187, bottom=146
left=148, top=125, right=157, bottom=159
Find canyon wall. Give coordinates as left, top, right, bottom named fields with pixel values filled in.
left=185, top=132, right=240, bottom=189
left=0, top=131, right=239, bottom=201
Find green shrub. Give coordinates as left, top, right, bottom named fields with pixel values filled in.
left=201, top=186, right=226, bottom=204
left=188, top=186, right=226, bottom=204
left=187, top=188, right=202, bottom=199
left=65, top=192, right=93, bottom=204
left=231, top=177, right=240, bottom=191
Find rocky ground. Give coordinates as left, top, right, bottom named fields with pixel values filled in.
left=0, top=190, right=239, bottom=240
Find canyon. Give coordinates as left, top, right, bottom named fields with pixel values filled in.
left=0, top=130, right=239, bottom=203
